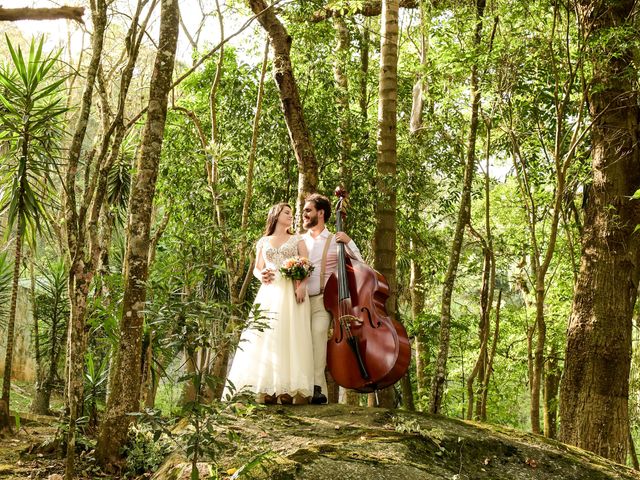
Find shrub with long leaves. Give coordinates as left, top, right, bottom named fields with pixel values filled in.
left=0, top=35, right=67, bottom=426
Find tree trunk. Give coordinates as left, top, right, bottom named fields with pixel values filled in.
left=359, top=19, right=369, bottom=124
left=409, top=2, right=430, bottom=134
left=30, top=258, right=51, bottom=416
left=543, top=342, right=560, bottom=439
left=0, top=216, right=22, bottom=433
left=430, top=0, right=485, bottom=415
left=62, top=2, right=107, bottom=476
left=65, top=272, right=91, bottom=478
left=530, top=286, right=545, bottom=434
left=371, top=0, right=400, bottom=409
left=559, top=0, right=640, bottom=463
left=465, top=244, right=490, bottom=421
left=410, top=245, right=428, bottom=403
left=480, top=289, right=501, bottom=420
left=247, top=0, right=318, bottom=218
left=333, top=16, right=352, bottom=189
left=96, top=0, right=179, bottom=465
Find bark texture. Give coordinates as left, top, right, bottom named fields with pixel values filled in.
left=559, top=1, right=640, bottom=463
left=95, top=0, right=179, bottom=465
left=372, top=0, right=400, bottom=409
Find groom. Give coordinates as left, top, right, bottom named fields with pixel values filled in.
left=301, top=193, right=363, bottom=404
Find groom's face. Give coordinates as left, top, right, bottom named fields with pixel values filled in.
left=302, top=201, right=321, bottom=229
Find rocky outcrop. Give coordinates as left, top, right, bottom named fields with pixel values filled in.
left=153, top=404, right=640, bottom=479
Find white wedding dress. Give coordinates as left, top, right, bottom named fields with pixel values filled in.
left=223, top=235, right=314, bottom=401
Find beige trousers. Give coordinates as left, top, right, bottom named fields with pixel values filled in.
left=309, top=295, right=331, bottom=393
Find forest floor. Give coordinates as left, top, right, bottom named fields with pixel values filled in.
left=2, top=382, right=640, bottom=480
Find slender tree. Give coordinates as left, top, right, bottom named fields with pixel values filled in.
left=95, top=0, right=179, bottom=464
left=430, top=0, right=486, bottom=415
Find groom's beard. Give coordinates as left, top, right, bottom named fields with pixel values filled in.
left=303, top=215, right=317, bottom=230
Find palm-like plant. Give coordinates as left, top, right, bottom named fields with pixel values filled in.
left=0, top=252, right=12, bottom=323
left=0, top=36, right=67, bottom=430
left=31, top=258, right=68, bottom=414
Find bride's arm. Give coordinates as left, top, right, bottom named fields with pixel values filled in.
left=253, top=238, right=266, bottom=281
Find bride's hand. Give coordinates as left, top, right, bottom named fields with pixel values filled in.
left=295, top=282, right=306, bottom=303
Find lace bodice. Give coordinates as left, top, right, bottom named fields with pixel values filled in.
left=258, top=235, right=301, bottom=270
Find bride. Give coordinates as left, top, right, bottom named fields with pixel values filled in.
left=222, top=203, right=314, bottom=404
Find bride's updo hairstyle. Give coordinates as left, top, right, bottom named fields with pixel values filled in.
left=264, top=202, right=294, bottom=236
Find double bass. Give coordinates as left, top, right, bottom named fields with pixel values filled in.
left=323, top=187, right=411, bottom=393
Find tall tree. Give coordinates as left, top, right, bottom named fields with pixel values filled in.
left=0, top=37, right=66, bottom=432
left=247, top=0, right=318, bottom=221
left=430, top=0, right=486, bottom=415
left=559, top=0, right=640, bottom=463
left=371, top=0, right=400, bottom=409
left=95, top=0, right=179, bottom=464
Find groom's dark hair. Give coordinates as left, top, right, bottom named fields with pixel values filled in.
left=306, top=193, right=331, bottom=223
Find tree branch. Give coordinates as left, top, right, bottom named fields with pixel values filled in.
left=310, top=0, right=418, bottom=23
left=0, top=6, right=85, bottom=23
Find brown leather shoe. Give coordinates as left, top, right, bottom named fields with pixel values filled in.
left=279, top=393, right=293, bottom=405
left=264, top=393, right=277, bottom=405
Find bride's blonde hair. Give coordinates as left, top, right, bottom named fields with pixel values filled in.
left=264, top=202, right=294, bottom=236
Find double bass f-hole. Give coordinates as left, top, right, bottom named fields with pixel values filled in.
left=361, top=307, right=382, bottom=328
left=335, top=314, right=362, bottom=344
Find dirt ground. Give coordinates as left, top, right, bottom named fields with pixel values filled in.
left=0, top=417, right=64, bottom=480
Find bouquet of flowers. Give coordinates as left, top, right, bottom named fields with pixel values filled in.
left=279, top=256, right=315, bottom=281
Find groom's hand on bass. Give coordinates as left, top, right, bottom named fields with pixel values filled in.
left=335, top=232, right=352, bottom=244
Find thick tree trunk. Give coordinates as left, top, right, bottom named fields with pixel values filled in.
left=371, top=0, right=400, bottom=409
left=430, top=0, right=485, bottom=415
left=95, top=0, right=179, bottom=465
left=247, top=0, right=318, bottom=217
left=559, top=1, right=640, bottom=463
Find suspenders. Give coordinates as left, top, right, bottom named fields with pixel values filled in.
left=319, top=234, right=333, bottom=294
